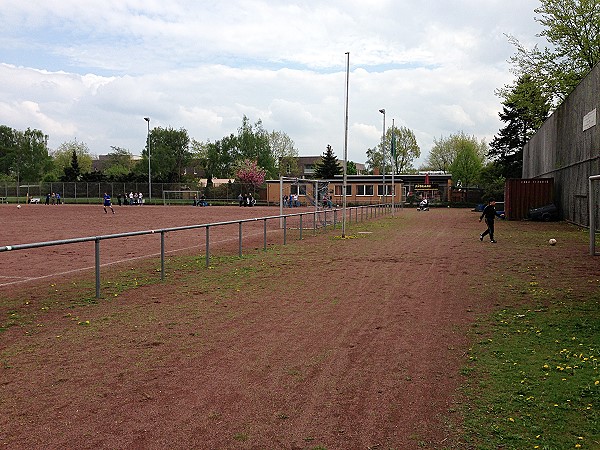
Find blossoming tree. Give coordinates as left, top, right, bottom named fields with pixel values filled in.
left=236, top=159, right=266, bottom=192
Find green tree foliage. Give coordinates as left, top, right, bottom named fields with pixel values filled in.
left=61, top=150, right=81, bottom=181
left=143, top=126, right=191, bottom=183
left=365, top=146, right=384, bottom=174
left=0, top=125, right=17, bottom=178
left=237, top=116, right=276, bottom=179
left=346, top=160, right=357, bottom=175
left=505, top=0, right=600, bottom=106
left=314, top=145, right=342, bottom=179
left=489, top=74, right=550, bottom=178
left=425, top=132, right=486, bottom=175
left=449, top=137, right=485, bottom=188
left=0, top=125, right=50, bottom=182
left=478, top=162, right=506, bottom=201
left=194, top=134, right=238, bottom=183
left=269, top=130, right=299, bottom=176
left=52, top=140, right=94, bottom=176
left=390, top=125, right=420, bottom=173
left=103, top=147, right=135, bottom=180
left=424, top=135, right=455, bottom=173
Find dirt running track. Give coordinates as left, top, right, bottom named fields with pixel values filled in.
left=1, top=206, right=593, bottom=449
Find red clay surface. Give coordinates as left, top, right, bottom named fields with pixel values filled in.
left=1, top=205, right=596, bottom=449
left=0, top=203, right=310, bottom=289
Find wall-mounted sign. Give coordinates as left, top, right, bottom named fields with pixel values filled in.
left=414, top=184, right=437, bottom=190
left=583, top=108, right=597, bottom=131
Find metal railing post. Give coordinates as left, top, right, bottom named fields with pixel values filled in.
left=95, top=238, right=100, bottom=298
left=283, top=216, right=287, bottom=245
left=205, top=226, right=210, bottom=268
left=160, top=231, right=165, bottom=281
left=239, top=222, right=243, bottom=257
left=299, top=214, right=303, bottom=240
left=263, top=219, right=267, bottom=251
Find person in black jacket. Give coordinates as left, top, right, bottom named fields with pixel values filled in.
left=479, top=199, right=503, bottom=243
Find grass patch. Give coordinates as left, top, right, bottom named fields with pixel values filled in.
left=462, top=294, right=600, bottom=449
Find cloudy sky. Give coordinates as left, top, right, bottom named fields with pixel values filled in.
left=0, top=0, right=544, bottom=167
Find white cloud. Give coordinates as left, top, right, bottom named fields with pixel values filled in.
left=0, top=0, right=544, bottom=167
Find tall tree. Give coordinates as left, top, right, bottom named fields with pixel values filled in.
left=268, top=130, right=299, bottom=176
left=103, top=147, right=134, bottom=180
left=365, top=146, right=384, bottom=174
left=390, top=125, right=420, bottom=173
left=425, top=132, right=486, bottom=173
left=424, top=135, right=455, bottom=173
left=237, top=116, right=276, bottom=179
left=449, top=138, right=485, bottom=188
left=505, top=0, right=600, bottom=106
left=0, top=126, right=50, bottom=182
left=143, top=126, right=191, bottom=183
left=314, top=145, right=342, bottom=179
left=61, top=149, right=81, bottom=181
left=489, top=74, right=550, bottom=178
left=0, top=125, right=17, bottom=178
left=52, top=140, right=94, bottom=175
left=346, top=161, right=358, bottom=175
left=194, top=134, right=238, bottom=182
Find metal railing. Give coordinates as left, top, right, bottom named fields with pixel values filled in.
left=1, top=204, right=394, bottom=298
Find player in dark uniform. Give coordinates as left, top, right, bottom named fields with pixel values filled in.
left=103, top=192, right=115, bottom=214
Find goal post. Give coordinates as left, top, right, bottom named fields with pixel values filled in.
left=162, top=190, right=202, bottom=206
left=589, top=175, right=600, bottom=256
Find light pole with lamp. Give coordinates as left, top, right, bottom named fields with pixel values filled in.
left=342, top=51, right=350, bottom=238
left=379, top=109, right=386, bottom=207
left=144, top=117, right=151, bottom=202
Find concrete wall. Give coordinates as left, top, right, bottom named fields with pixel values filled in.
left=523, top=62, right=600, bottom=226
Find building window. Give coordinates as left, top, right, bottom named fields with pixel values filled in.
left=290, top=184, right=307, bottom=195
left=304, top=164, right=315, bottom=175
left=377, top=185, right=393, bottom=196
left=357, top=185, right=374, bottom=196
left=334, top=185, right=351, bottom=196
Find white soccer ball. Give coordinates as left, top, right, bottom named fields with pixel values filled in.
left=549, top=238, right=556, bottom=246
left=16, top=204, right=21, bottom=209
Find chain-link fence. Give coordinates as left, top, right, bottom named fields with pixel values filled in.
left=0, top=181, right=267, bottom=205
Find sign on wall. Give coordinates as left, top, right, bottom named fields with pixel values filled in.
left=583, top=108, right=597, bottom=131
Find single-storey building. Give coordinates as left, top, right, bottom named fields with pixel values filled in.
left=265, top=173, right=452, bottom=206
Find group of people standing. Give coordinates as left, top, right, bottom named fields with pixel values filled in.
left=116, top=192, right=144, bottom=206
left=44, top=192, right=62, bottom=205
left=238, top=193, right=256, bottom=207
left=282, top=194, right=300, bottom=207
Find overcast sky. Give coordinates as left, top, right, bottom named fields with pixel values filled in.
left=0, top=0, right=544, bottom=167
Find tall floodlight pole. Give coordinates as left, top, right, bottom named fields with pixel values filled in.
left=144, top=117, right=151, bottom=202
left=379, top=109, right=386, bottom=207
left=391, top=118, right=395, bottom=217
left=342, top=52, right=350, bottom=238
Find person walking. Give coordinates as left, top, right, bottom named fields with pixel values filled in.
left=103, top=192, right=115, bottom=214
left=479, top=198, right=502, bottom=243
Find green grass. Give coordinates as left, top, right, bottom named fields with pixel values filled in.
left=462, top=292, right=600, bottom=449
